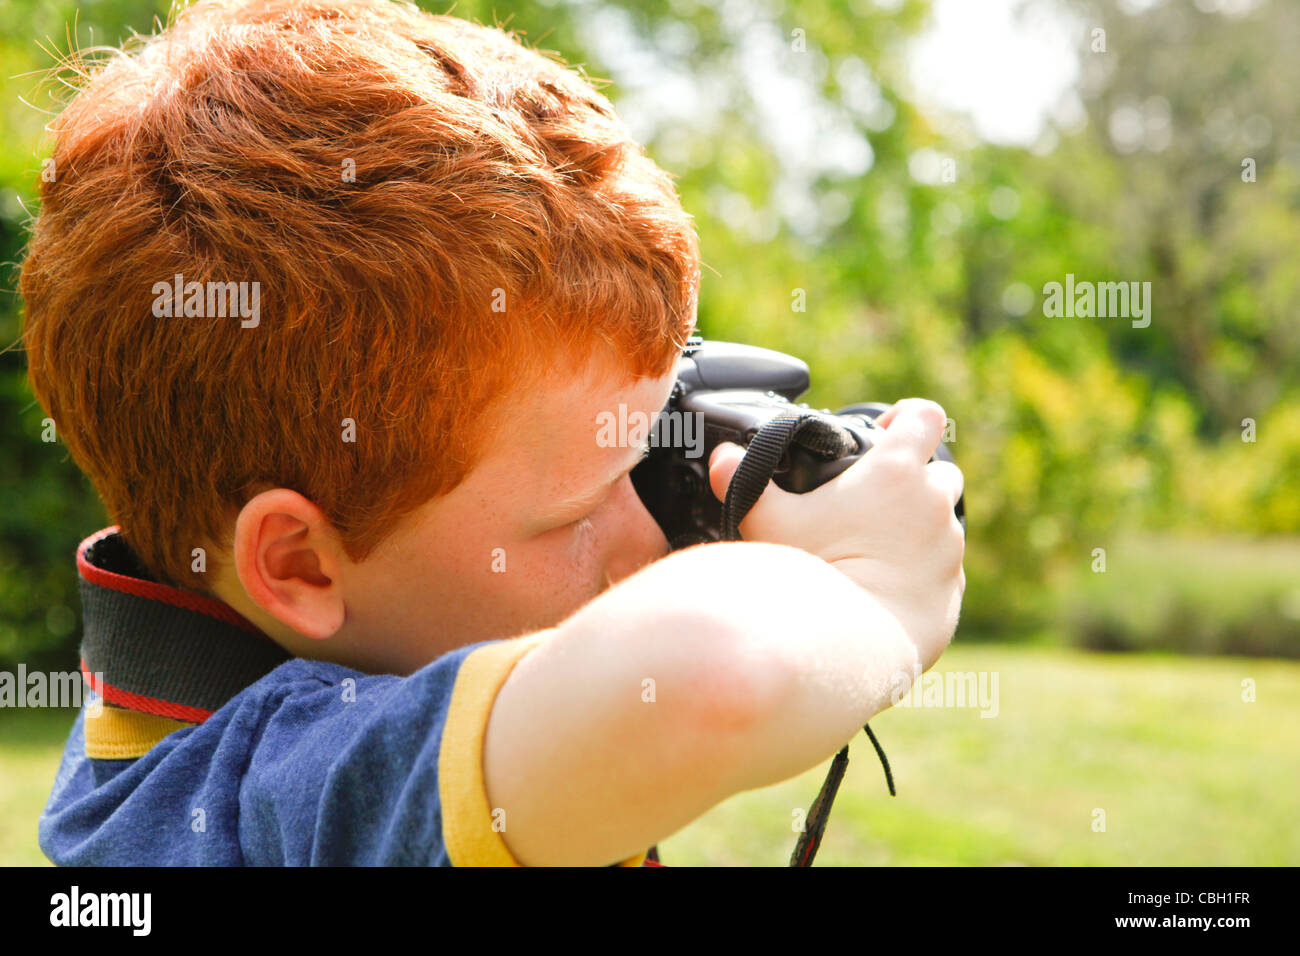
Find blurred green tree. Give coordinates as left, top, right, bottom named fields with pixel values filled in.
left=2, top=0, right=1296, bottom=664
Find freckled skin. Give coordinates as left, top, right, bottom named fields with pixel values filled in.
left=336, top=357, right=677, bottom=673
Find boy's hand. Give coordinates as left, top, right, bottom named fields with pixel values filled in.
left=708, top=398, right=965, bottom=670
left=486, top=398, right=965, bottom=865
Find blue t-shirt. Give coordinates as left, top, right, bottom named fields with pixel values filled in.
left=43, top=639, right=649, bottom=866
left=43, top=647, right=458, bottom=864
left=45, top=527, right=649, bottom=867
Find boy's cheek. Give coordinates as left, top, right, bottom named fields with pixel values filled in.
left=369, top=513, right=637, bottom=636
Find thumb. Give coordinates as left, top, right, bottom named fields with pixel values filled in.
left=708, top=442, right=748, bottom=502
left=706, top=440, right=803, bottom=544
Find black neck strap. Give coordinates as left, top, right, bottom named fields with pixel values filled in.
left=77, top=527, right=290, bottom=723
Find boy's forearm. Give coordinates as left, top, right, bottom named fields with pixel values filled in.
left=708, top=546, right=922, bottom=793
left=482, top=541, right=922, bottom=866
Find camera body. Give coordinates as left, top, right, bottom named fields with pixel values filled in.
left=631, top=337, right=964, bottom=549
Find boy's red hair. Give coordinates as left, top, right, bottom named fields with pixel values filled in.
left=22, top=0, right=699, bottom=586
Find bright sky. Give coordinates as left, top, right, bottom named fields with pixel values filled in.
left=582, top=0, right=1083, bottom=153
left=574, top=0, right=1086, bottom=235
left=907, top=0, right=1080, bottom=146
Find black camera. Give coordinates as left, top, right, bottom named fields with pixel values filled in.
left=631, top=336, right=964, bottom=549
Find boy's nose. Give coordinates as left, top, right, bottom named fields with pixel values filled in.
left=602, top=475, right=669, bottom=586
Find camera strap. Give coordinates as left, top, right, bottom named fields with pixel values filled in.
left=718, top=409, right=897, bottom=867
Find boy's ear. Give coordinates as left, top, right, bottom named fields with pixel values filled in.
left=232, top=489, right=346, bottom=641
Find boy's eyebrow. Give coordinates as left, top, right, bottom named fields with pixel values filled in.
left=537, top=439, right=651, bottom=525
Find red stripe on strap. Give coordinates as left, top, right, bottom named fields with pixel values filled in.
left=81, top=660, right=213, bottom=724
left=76, top=527, right=260, bottom=634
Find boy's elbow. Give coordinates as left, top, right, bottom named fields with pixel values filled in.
left=671, top=603, right=796, bottom=778
left=627, top=542, right=841, bottom=792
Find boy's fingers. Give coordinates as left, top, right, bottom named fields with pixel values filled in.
left=708, top=442, right=799, bottom=540
left=873, top=399, right=947, bottom=464
left=926, top=459, right=964, bottom=508
left=872, top=402, right=899, bottom=429
left=708, top=442, right=748, bottom=502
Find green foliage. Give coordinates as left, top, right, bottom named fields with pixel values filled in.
left=0, top=0, right=1296, bottom=661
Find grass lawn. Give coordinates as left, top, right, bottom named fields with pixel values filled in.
left=658, top=642, right=1300, bottom=866
left=2, top=641, right=1296, bottom=866
left=0, top=707, right=78, bottom=866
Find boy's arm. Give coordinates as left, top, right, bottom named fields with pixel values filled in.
left=485, top=399, right=964, bottom=866
left=484, top=541, right=921, bottom=867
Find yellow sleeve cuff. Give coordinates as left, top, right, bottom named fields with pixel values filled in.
left=84, top=704, right=195, bottom=759
left=437, top=631, right=647, bottom=868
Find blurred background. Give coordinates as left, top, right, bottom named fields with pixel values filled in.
left=1, top=0, right=1297, bottom=865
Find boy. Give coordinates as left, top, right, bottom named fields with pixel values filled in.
left=22, top=0, right=964, bottom=866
